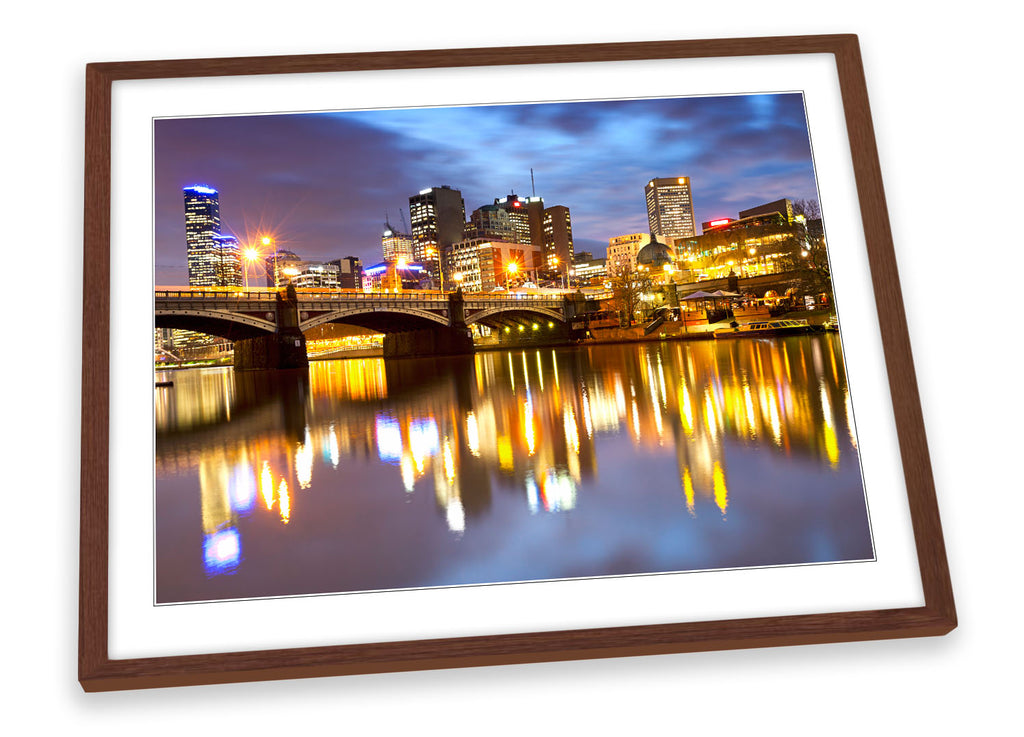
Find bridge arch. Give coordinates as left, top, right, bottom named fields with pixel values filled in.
left=155, top=308, right=277, bottom=339
left=299, top=306, right=450, bottom=333
left=466, top=305, right=567, bottom=326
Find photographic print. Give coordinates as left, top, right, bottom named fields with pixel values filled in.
left=152, top=92, right=875, bottom=605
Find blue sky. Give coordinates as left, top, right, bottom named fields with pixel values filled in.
left=154, top=92, right=819, bottom=283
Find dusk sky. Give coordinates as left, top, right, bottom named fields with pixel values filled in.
left=154, top=92, right=820, bottom=284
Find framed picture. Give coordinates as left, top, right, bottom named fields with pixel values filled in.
left=80, top=34, right=955, bottom=692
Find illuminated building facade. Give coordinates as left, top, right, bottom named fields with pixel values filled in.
left=184, top=185, right=241, bottom=287
left=289, top=262, right=340, bottom=289
left=645, top=177, right=697, bottom=240
left=542, top=205, right=574, bottom=280
left=467, top=204, right=516, bottom=243
left=409, top=186, right=466, bottom=283
left=677, top=211, right=808, bottom=280
left=448, top=238, right=544, bottom=292
left=569, top=257, right=607, bottom=286
left=491, top=193, right=544, bottom=247
left=381, top=222, right=414, bottom=264
left=607, top=232, right=651, bottom=275
left=210, top=234, right=242, bottom=287
left=362, top=261, right=430, bottom=291
left=264, top=250, right=303, bottom=287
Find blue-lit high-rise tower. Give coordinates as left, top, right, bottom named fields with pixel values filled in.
left=184, top=185, right=240, bottom=287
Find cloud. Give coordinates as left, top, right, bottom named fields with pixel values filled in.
left=155, top=92, right=820, bottom=280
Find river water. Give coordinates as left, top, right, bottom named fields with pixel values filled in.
left=155, top=335, right=873, bottom=604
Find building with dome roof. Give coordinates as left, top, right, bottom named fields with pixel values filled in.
left=635, top=233, right=674, bottom=271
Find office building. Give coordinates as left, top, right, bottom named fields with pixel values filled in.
left=409, top=186, right=466, bottom=281
left=330, top=256, right=363, bottom=290
left=289, top=262, right=340, bottom=289
left=209, top=234, right=242, bottom=287
left=467, top=204, right=517, bottom=243
left=644, top=177, right=697, bottom=240
left=542, top=205, right=574, bottom=280
left=185, top=185, right=240, bottom=287
left=491, top=193, right=545, bottom=246
left=448, top=238, right=544, bottom=292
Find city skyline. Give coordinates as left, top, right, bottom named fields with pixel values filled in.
left=154, top=92, right=820, bottom=284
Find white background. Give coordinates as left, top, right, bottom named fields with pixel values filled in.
left=2, top=1, right=1019, bottom=733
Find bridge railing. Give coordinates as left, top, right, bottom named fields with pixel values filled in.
left=155, top=287, right=582, bottom=308
left=156, top=288, right=280, bottom=301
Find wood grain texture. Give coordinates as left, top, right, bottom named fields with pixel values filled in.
left=79, top=34, right=956, bottom=692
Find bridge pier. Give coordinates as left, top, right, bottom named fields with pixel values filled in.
left=235, top=286, right=309, bottom=370
left=382, top=326, right=474, bottom=359
left=234, top=332, right=309, bottom=370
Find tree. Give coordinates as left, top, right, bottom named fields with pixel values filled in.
left=610, top=264, right=653, bottom=326
left=791, top=199, right=832, bottom=298
left=792, top=198, right=822, bottom=222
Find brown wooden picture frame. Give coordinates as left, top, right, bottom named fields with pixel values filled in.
left=80, top=34, right=955, bottom=692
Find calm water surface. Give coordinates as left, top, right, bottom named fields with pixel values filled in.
left=155, top=336, right=873, bottom=604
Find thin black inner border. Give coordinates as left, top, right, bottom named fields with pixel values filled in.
left=146, top=88, right=879, bottom=611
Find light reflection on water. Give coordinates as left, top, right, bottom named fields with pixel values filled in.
left=155, top=335, right=873, bottom=603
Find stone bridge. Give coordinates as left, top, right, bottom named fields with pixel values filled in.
left=155, top=286, right=593, bottom=369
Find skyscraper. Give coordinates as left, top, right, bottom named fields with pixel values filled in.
left=542, top=205, right=574, bottom=280
left=408, top=186, right=466, bottom=284
left=211, top=234, right=242, bottom=287
left=645, top=177, right=697, bottom=240
left=183, top=185, right=242, bottom=287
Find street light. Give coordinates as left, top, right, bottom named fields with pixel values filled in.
left=242, top=246, right=260, bottom=289
left=506, top=261, right=519, bottom=288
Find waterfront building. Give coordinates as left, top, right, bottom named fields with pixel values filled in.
left=607, top=233, right=651, bottom=275
left=701, top=217, right=734, bottom=233
left=676, top=211, right=808, bottom=281
left=330, top=256, right=363, bottom=290
left=409, top=186, right=466, bottom=282
left=448, top=238, right=544, bottom=292
left=381, top=221, right=414, bottom=264
left=645, top=177, right=697, bottom=240
left=739, top=198, right=794, bottom=224
left=542, top=205, right=574, bottom=282
left=184, top=185, right=238, bottom=287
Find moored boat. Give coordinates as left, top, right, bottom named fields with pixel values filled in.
left=713, top=319, right=812, bottom=340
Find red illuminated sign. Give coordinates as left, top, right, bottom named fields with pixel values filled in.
left=512, top=201, right=522, bottom=208
left=709, top=218, right=731, bottom=227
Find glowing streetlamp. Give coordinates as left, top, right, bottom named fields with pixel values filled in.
left=506, top=261, right=519, bottom=288
left=552, top=256, right=565, bottom=289
left=242, top=246, right=260, bottom=289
